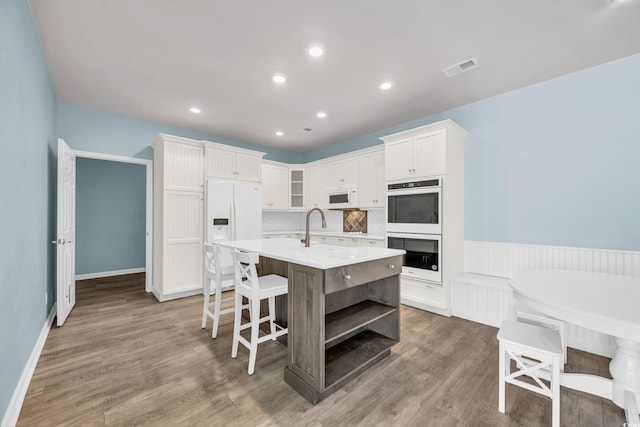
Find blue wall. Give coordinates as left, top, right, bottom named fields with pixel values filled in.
left=56, top=101, right=303, bottom=163
left=76, top=159, right=146, bottom=275
left=303, top=53, right=640, bottom=251
left=0, top=0, right=57, bottom=421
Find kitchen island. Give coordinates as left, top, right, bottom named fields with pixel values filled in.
left=219, top=238, right=404, bottom=404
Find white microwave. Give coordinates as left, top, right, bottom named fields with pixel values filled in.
left=327, top=186, right=357, bottom=208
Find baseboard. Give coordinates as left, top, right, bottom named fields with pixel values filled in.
left=401, top=298, right=452, bottom=317
left=151, top=287, right=202, bottom=302
left=2, top=304, right=56, bottom=427
left=75, top=267, right=145, bottom=281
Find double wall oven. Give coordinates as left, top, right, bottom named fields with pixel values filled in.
left=386, top=179, right=442, bottom=283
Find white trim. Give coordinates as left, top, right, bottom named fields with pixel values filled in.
left=401, top=298, right=452, bottom=317
left=75, top=267, right=146, bottom=281
left=152, top=287, right=202, bottom=302
left=1, top=304, right=56, bottom=427
left=74, top=150, right=153, bottom=293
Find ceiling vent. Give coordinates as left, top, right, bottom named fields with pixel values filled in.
left=442, top=57, right=479, bottom=77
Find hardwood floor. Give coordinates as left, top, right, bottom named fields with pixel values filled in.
left=18, top=273, right=625, bottom=426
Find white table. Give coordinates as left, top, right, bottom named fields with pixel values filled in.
left=509, top=269, right=640, bottom=424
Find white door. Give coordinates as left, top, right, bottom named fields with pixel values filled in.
left=56, top=139, right=76, bottom=326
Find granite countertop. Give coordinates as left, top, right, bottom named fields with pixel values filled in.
left=219, top=238, right=403, bottom=269
left=262, top=230, right=386, bottom=240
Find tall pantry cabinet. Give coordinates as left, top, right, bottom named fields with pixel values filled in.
left=152, top=135, right=205, bottom=300
left=152, top=134, right=264, bottom=301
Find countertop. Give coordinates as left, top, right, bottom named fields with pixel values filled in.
left=262, top=230, right=386, bottom=240
left=219, top=238, right=404, bottom=270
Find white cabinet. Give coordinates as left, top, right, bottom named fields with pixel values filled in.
left=383, top=125, right=452, bottom=181
left=305, top=165, right=327, bottom=209
left=262, top=163, right=289, bottom=210
left=358, top=150, right=385, bottom=208
left=152, top=134, right=204, bottom=300
left=380, top=119, right=468, bottom=316
left=289, top=169, right=304, bottom=209
left=326, top=157, right=359, bottom=188
left=204, top=143, right=264, bottom=182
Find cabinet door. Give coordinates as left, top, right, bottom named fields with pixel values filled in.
left=290, top=169, right=305, bottom=209
left=164, top=142, right=203, bottom=191
left=326, top=157, right=359, bottom=188
left=358, top=151, right=385, bottom=208
left=262, top=164, right=289, bottom=210
left=413, top=130, right=446, bottom=178
left=205, top=147, right=235, bottom=179
left=305, top=165, right=327, bottom=209
left=164, top=191, right=203, bottom=294
left=384, top=137, right=413, bottom=181
left=235, top=153, right=262, bottom=182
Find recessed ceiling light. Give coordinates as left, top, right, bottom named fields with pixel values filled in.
left=190, top=107, right=201, bottom=114
left=275, top=131, right=284, bottom=136
left=272, top=73, right=287, bottom=84
left=316, top=111, right=327, bottom=118
left=308, top=46, right=324, bottom=57
left=380, top=81, right=393, bottom=90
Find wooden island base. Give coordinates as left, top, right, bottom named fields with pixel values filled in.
left=281, top=256, right=402, bottom=404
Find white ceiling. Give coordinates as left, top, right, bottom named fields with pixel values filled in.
left=28, top=0, right=640, bottom=153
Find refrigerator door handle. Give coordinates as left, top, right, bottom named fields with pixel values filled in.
left=231, top=197, right=237, bottom=240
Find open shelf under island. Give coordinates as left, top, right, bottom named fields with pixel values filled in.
left=219, top=238, right=404, bottom=404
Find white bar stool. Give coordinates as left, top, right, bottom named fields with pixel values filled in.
left=202, top=243, right=240, bottom=338
left=498, top=320, right=563, bottom=427
left=230, top=249, right=288, bottom=375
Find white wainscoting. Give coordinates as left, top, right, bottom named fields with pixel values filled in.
left=452, top=241, right=640, bottom=358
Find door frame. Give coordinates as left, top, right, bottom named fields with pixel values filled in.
left=74, top=150, right=153, bottom=292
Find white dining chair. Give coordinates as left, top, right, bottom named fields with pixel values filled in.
left=498, top=320, right=563, bottom=427
left=202, top=243, right=240, bottom=339
left=515, top=302, right=567, bottom=365
left=230, top=249, right=288, bottom=375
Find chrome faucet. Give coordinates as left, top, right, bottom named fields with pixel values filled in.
left=302, top=208, right=327, bottom=247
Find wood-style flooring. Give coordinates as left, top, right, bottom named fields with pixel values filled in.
left=18, top=273, right=625, bottom=426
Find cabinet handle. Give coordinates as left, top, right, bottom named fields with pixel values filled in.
left=412, top=168, right=416, bottom=172
left=388, top=264, right=395, bottom=269
left=344, top=274, right=351, bottom=280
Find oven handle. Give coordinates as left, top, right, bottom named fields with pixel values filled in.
left=387, top=232, right=442, bottom=240
left=386, top=187, right=440, bottom=196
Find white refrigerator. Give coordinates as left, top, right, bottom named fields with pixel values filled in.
left=206, top=179, right=262, bottom=279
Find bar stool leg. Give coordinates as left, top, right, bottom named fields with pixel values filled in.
left=268, top=296, right=277, bottom=340
left=212, top=282, right=223, bottom=338
left=552, top=353, right=561, bottom=427
left=499, top=340, right=506, bottom=413
left=248, top=298, right=260, bottom=375
left=231, top=292, right=242, bottom=359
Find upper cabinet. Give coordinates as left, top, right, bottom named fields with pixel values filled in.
left=381, top=120, right=467, bottom=182
left=289, top=168, right=305, bottom=209
left=326, top=157, right=359, bottom=188
left=262, top=163, right=290, bottom=210
left=161, top=137, right=204, bottom=191
left=358, top=150, right=385, bottom=208
left=203, top=141, right=265, bottom=182
left=305, top=164, right=327, bottom=209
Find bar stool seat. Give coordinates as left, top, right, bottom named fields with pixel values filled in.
left=498, top=320, right=563, bottom=427
left=231, top=249, right=288, bottom=375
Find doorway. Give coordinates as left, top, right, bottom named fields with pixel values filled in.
left=72, top=150, right=152, bottom=292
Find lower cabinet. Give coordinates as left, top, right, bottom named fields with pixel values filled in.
left=400, top=276, right=446, bottom=313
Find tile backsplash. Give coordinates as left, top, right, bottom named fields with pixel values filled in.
left=262, top=209, right=385, bottom=235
